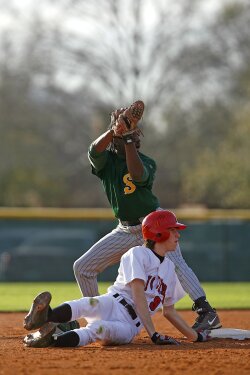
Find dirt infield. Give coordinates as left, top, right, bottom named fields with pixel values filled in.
left=0, top=310, right=249, bottom=375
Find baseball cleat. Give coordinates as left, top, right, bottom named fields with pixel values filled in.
left=23, top=322, right=56, bottom=348
left=192, top=308, right=222, bottom=331
left=23, top=291, right=52, bottom=331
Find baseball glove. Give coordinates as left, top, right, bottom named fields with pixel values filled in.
left=112, top=100, right=144, bottom=137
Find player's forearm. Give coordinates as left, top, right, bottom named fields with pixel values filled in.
left=163, top=305, right=197, bottom=341
left=125, top=143, right=144, bottom=181
left=131, top=280, right=155, bottom=337
left=92, top=130, right=113, bottom=153
left=134, top=299, right=156, bottom=337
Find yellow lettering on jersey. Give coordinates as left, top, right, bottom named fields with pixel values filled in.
left=123, top=173, right=136, bottom=195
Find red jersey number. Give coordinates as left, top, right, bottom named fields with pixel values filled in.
left=145, top=275, right=167, bottom=311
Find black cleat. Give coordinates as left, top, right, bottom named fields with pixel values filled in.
left=23, top=322, right=56, bottom=347
left=192, top=306, right=222, bottom=332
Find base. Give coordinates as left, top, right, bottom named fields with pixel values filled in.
left=210, top=328, right=250, bottom=340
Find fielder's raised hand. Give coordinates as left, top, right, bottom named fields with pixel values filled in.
left=110, top=107, right=127, bottom=128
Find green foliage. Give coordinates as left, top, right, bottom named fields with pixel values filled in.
left=1, top=282, right=250, bottom=311
left=0, top=168, right=68, bottom=207
left=181, top=110, right=250, bottom=207
left=220, top=1, right=245, bottom=23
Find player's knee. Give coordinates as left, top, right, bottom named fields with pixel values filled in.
left=73, top=256, right=88, bottom=277
left=87, top=320, right=109, bottom=340
left=73, top=257, right=82, bottom=277
left=73, top=257, right=97, bottom=281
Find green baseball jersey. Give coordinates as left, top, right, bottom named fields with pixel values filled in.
left=88, top=144, right=159, bottom=221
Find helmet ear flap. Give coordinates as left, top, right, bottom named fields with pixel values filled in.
left=157, top=230, right=170, bottom=242
left=151, top=230, right=170, bottom=242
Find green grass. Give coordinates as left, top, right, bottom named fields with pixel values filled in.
left=0, top=282, right=250, bottom=311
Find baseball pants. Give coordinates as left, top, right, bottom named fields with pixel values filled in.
left=67, top=294, right=138, bottom=346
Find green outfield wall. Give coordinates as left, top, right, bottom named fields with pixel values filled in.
left=0, top=208, right=249, bottom=282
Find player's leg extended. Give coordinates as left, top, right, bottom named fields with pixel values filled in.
left=77, top=320, right=136, bottom=346
left=23, top=293, right=104, bottom=347
left=47, top=319, right=136, bottom=348
left=24, top=292, right=105, bottom=331
left=24, top=294, right=112, bottom=347
left=73, top=225, right=143, bottom=297
left=24, top=294, right=136, bottom=347
left=167, top=243, right=221, bottom=330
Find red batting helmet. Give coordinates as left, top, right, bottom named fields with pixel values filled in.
left=142, top=210, right=187, bottom=243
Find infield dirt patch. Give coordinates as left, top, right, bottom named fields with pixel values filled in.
left=0, top=310, right=249, bottom=375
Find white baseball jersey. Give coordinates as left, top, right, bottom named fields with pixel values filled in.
left=108, top=245, right=186, bottom=312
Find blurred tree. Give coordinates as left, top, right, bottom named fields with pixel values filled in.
left=144, top=0, right=250, bottom=208
left=181, top=108, right=250, bottom=208
left=177, top=1, right=250, bottom=208
left=0, top=8, right=105, bottom=206
left=48, top=0, right=231, bottom=122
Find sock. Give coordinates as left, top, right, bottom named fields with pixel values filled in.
left=194, top=297, right=214, bottom=312
left=47, top=303, right=72, bottom=323
left=53, top=331, right=80, bottom=347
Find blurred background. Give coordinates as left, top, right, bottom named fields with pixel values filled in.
left=0, top=0, right=249, bottom=282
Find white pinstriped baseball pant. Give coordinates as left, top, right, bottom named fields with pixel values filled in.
left=73, top=223, right=205, bottom=301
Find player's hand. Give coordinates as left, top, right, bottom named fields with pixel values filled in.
left=110, top=108, right=127, bottom=127
left=195, top=330, right=211, bottom=342
left=151, top=332, right=180, bottom=345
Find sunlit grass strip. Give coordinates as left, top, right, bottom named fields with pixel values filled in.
left=0, top=282, right=249, bottom=311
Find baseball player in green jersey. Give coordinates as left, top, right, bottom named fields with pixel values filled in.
left=73, top=104, right=221, bottom=332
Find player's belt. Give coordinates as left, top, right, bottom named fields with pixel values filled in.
left=119, top=218, right=143, bottom=226
left=113, top=293, right=141, bottom=327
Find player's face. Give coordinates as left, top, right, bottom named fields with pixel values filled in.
left=164, top=228, right=180, bottom=252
